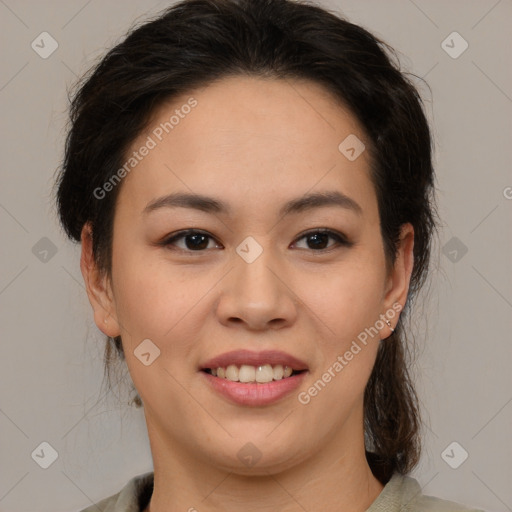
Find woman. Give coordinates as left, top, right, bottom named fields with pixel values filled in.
left=55, top=0, right=484, bottom=510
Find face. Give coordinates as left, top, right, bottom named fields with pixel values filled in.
left=82, top=76, right=413, bottom=475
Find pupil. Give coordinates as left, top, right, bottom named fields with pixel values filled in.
left=186, top=234, right=208, bottom=250
left=308, top=233, right=328, bottom=249
left=184, top=233, right=329, bottom=250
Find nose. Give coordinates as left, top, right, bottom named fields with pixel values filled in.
left=215, top=243, right=298, bottom=331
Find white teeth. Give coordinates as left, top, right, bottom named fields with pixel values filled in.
left=255, top=364, right=273, bottom=383
left=239, top=365, right=256, bottom=382
left=225, top=364, right=239, bottom=381
left=273, top=364, right=284, bottom=380
left=209, top=364, right=299, bottom=383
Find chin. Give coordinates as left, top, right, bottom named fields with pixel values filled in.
left=202, top=435, right=311, bottom=476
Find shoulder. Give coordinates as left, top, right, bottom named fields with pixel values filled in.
left=414, top=491, right=486, bottom=512
left=367, top=473, right=486, bottom=512
left=78, top=472, right=154, bottom=512
left=79, top=492, right=120, bottom=512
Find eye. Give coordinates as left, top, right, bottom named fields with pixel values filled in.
left=293, top=229, right=352, bottom=251
left=159, top=228, right=352, bottom=253
left=161, top=229, right=221, bottom=251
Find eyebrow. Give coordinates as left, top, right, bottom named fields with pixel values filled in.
left=142, top=190, right=363, bottom=217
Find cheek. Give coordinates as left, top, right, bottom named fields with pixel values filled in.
left=110, top=248, right=206, bottom=351
left=110, top=251, right=210, bottom=406
left=298, top=257, right=385, bottom=345
left=295, top=260, right=384, bottom=422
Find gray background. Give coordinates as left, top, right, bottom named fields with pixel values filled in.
left=0, top=0, right=511, bottom=511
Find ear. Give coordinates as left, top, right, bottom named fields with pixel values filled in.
left=80, top=222, right=120, bottom=338
left=381, top=222, right=415, bottom=331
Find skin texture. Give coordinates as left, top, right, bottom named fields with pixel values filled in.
left=81, top=76, right=414, bottom=512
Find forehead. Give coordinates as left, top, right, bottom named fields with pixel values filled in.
left=116, top=75, right=378, bottom=222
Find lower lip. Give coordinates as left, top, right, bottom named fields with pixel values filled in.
left=200, top=370, right=308, bottom=406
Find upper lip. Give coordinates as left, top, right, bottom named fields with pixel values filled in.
left=200, top=349, right=309, bottom=371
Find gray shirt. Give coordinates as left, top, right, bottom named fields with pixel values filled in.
left=79, top=472, right=484, bottom=512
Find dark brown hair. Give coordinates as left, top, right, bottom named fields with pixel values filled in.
left=54, top=0, right=439, bottom=485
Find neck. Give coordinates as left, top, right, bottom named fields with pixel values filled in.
left=144, top=412, right=384, bottom=512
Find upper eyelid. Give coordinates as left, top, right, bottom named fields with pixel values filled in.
left=162, top=228, right=349, bottom=249
left=160, top=229, right=220, bottom=249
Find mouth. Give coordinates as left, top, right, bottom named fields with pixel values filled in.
left=201, top=364, right=307, bottom=383
left=199, top=349, right=309, bottom=406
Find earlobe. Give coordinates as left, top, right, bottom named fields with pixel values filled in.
left=80, top=223, right=121, bottom=338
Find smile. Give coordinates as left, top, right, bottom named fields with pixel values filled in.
left=199, top=349, right=309, bottom=406
left=202, top=364, right=305, bottom=383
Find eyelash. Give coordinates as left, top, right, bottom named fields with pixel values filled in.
left=159, top=228, right=353, bottom=253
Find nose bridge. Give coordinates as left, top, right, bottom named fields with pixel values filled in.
left=215, top=234, right=297, bottom=329
left=233, top=234, right=281, bottom=303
